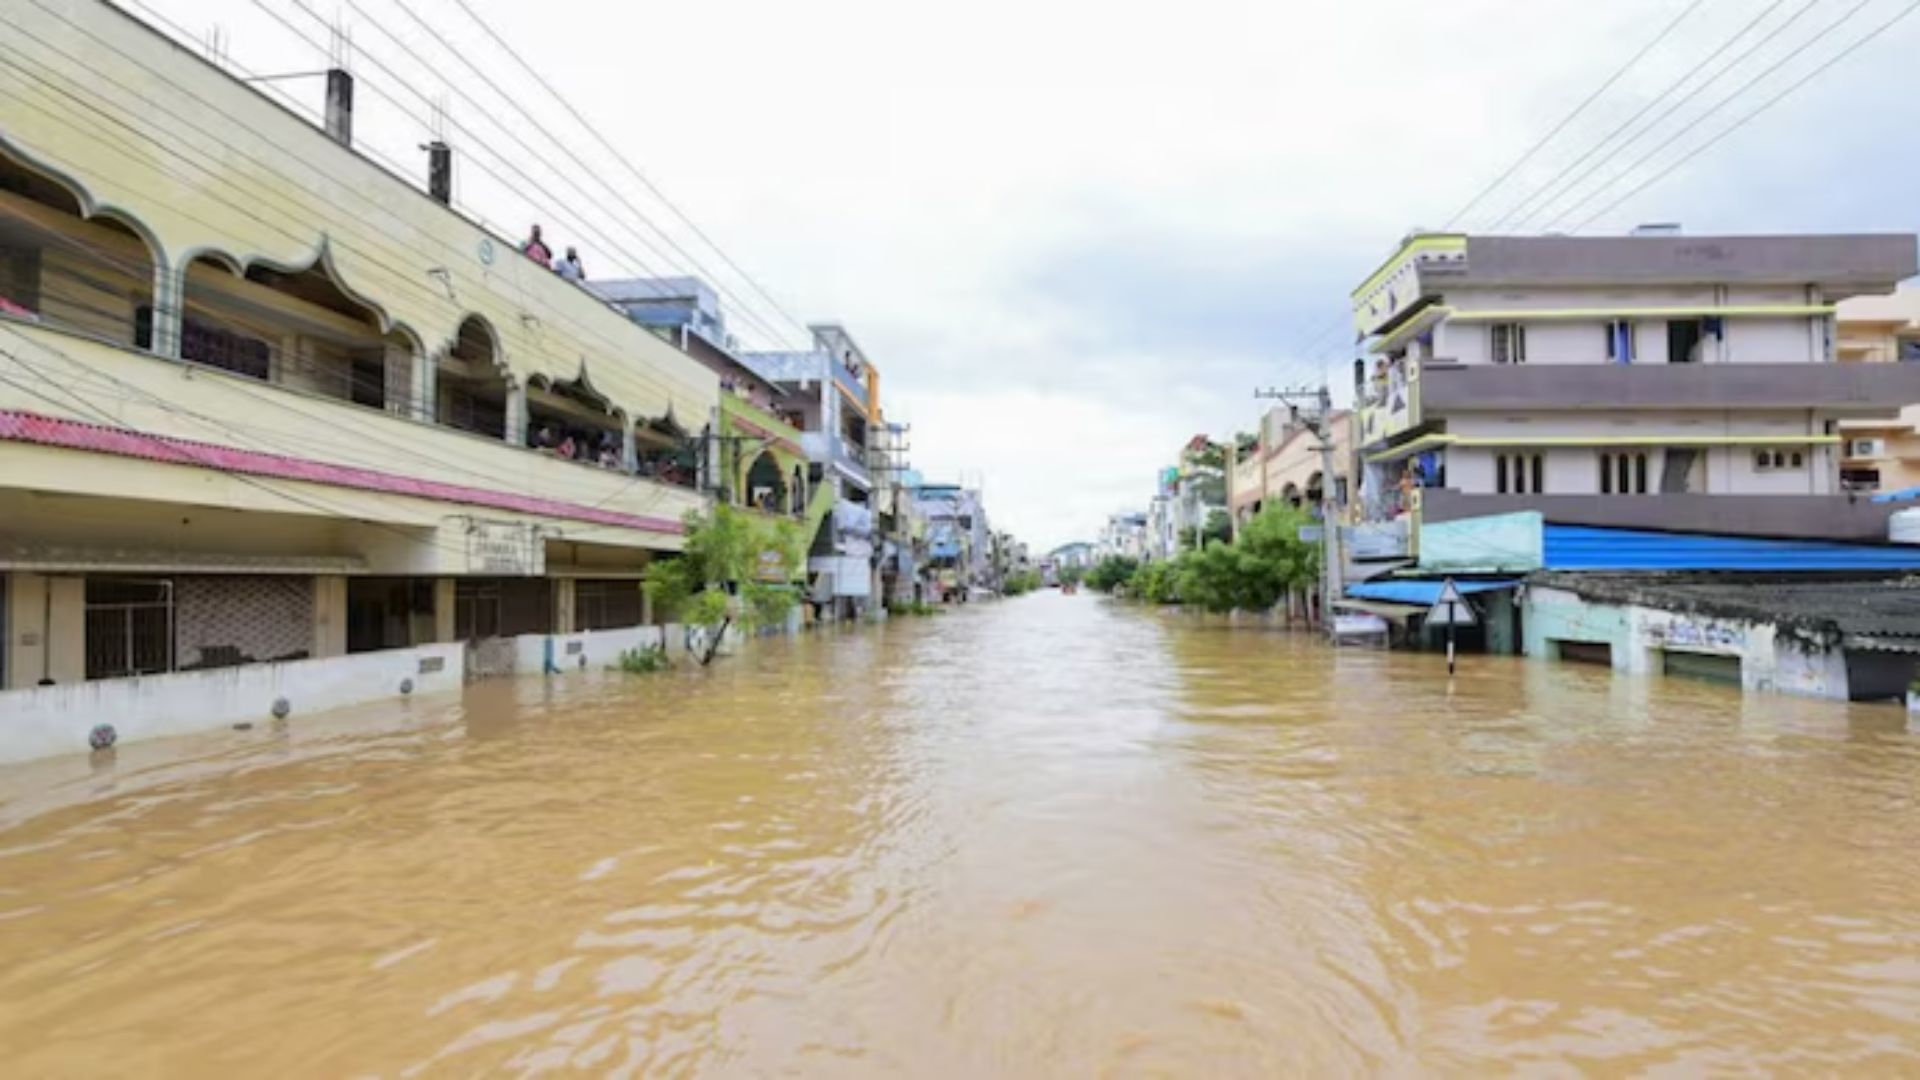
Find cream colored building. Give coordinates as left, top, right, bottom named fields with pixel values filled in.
left=1228, top=406, right=1352, bottom=527
left=1835, top=286, right=1920, bottom=494
left=0, top=2, right=722, bottom=745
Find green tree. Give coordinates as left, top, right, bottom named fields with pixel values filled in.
left=1087, top=556, right=1139, bottom=593
left=1176, top=503, right=1320, bottom=614
left=1134, top=559, right=1181, bottom=604
left=643, top=505, right=804, bottom=666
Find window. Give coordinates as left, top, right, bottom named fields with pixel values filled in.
left=1754, top=448, right=1807, bottom=471
left=1496, top=452, right=1545, bottom=494
left=136, top=306, right=271, bottom=380
left=1599, top=451, right=1649, bottom=494
left=1490, top=322, right=1526, bottom=364
left=1604, top=320, right=1637, bottom=364
left=84, top=578, right=174, bottom=680
left=1667, top=318, right=1704, bottom=364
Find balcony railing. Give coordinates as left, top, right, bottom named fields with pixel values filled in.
left=1421, top=489, right=1902, bottom=542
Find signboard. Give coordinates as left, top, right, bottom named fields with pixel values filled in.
left=1297, top=525, right=1325, bottom=544
left=1344, top=521, right=1411, bottom=561
left=755, top=548, right=789, bottom=583
left=1333, top=612, right=1389, bottom=638
left=1425, top=579, right=1477, bottom=627
left=463, top=519, right=543, bottom=576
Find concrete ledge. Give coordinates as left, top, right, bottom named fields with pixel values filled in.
left=1423, top=490, right=1899, bottom=541
left=1422, top=361, right=1920, bottom=414
left=0, top=642, right=464, bottom=765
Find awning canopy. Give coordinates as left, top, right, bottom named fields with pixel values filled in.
left=1345, top=577, right=1520, bottom=605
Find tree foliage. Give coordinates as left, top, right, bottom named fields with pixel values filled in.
left=1175, top=503, right=1320, bottom=614
left=1086, top=556, right=1140, bottom=593
left=643, top=506, right=804, bottom=665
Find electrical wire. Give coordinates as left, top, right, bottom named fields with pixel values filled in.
left=1483, top=0, right=1816, bottom=232
left=436, top=0, right=813, bottom=343
left=1571, top=0, right=1920, bottom=231
left=1445, top=0, right=1713, bottom=229
left=366, top=0, right=812, bottom=348
left=0, top=24, right=714, bottom=411
left=1542, top=0, right=1893, bottom=231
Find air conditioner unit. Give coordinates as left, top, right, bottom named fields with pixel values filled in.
left=1848, top=438, right=1887, bottom=459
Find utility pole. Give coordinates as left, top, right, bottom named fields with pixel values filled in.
left=1255, top=383, right=1342, bottom=640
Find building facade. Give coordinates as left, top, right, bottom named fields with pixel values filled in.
left=1835, top=286, right=1920, bottom=494
left=1352, top=230, right=1920, bottom=550
left=0, top=1, right=728, bottom=731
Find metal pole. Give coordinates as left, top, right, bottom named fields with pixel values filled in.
left=1317, top=385, right=1339, bottom=642
left=1446, top=601, right=1457, bottom=676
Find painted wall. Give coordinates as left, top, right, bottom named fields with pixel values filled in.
left=0, top=640, right=465, bottom=764
left=0, top=324, right=701, bottom=558
left=1521, top=586, right=1851, bottom=701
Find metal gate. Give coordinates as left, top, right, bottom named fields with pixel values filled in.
left=85, top=578, right=174, bottom=680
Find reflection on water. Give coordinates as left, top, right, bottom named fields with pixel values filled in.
left=2, top=595, right=1918, bottom=1074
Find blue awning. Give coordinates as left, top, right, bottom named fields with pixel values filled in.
left=1345, top=578, right=1519, bottom=605
left=1872, top=485, right=1920, bottom=504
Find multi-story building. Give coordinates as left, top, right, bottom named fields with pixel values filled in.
left=916, top=483, right=986, bottom=601
left=0, top=1, right=725, bottom=754
left=1834, top=287, right=1920, bottom=494
left=1098, top=512, right=1149, bottom=562
left=1352, top=229, right=1920, bottom=552
left=1228, top=406, right=1353, bottom=530
left=743, top=325, right=884, bottom=619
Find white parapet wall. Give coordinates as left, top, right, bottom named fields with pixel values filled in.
left=511, top=623, right=692, bottom=674
left=0, top=643, right=465, bottom=765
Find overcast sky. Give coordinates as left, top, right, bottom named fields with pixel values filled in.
left=142, top=0, right=1920, bottom=549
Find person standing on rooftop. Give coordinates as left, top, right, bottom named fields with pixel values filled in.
left=556, top=247, right=585, bottom=282
left=522, top=224, right=553, bottom=267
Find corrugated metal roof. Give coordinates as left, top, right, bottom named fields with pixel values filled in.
left=0, top=410, right=684, bottom=536
left=1543, top=525, right=1920, bottom=572
left=1346, top=578, right=1519, bottom=605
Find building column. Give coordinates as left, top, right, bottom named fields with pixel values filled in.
left=312, top=575, right=348, bottom=659
left=553, top=578, right=577, bottom=635
left=5, top=572, right=85, bottom=688
left=433, top=577, right=458, bottom=642
left=504, top=381, right=528, bottom=446
left=621, top=424, right=638, bottom=474
left=150, top=261, right=183, bottom=359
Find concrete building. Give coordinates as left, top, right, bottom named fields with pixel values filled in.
left=743, top=325, right=884, bottom=619
left=1352, top=229, right=1920, bottom=552
left=1835, top=286, right=1920, bottom=494
left=1229, top=407, right=1353, bottom=529
left=916, top=483, right=986, bottom=601
left=0, top=2, right=728, bottom=757
left=1098, top=512, right=1149, bottom=562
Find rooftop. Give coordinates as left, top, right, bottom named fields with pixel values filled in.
left=1445, top=233, right=1918, bottom=292
left=1534, top=572, right=1920, bottom=646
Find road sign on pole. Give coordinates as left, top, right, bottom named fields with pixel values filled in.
left=1426, top=578, right=1475, bottom=675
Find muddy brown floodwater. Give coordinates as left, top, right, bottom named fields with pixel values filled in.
left=3, top=592, right=1920, bottom=1075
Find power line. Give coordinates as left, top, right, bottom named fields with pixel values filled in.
left=269, top=0, right=805, bottom=353
left=256, top=0, right=805, bottom=350
left=1483, top=0, right=1815, bottom=232
left=0, top=15, right=715, bottom=409
left=1445, top=0, right=1713, bottom=229
left=1572, top=0, right=1920, bottom=231
left=380, top=0, right=814, bottom=348
left=1541, top=0, right=1887, bottom=231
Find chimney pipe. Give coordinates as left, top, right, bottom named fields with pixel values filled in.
left=324, top=68, right=354, bottom=146
left=427, top=141, right=452, bottom=205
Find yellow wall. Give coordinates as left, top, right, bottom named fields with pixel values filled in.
left=4, top=572, right=84, bottom=689
left=0, top=324, right=701, bottom=563
left=2, top=0, right=718, bottom=428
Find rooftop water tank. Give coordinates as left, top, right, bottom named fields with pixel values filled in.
left=1890, top=507, right=1920, bottom=545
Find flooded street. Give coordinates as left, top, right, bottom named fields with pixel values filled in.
left=3, top=593, right=1920, bottom=1075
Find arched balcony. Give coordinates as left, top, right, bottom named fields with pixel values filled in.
left=0, top=144, right=157, bottom=352
left=435, top=315, right=509, bottom=439
left=745, top=450, right=789, bottom=513
left=526, top=367, right=629, bottom=470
